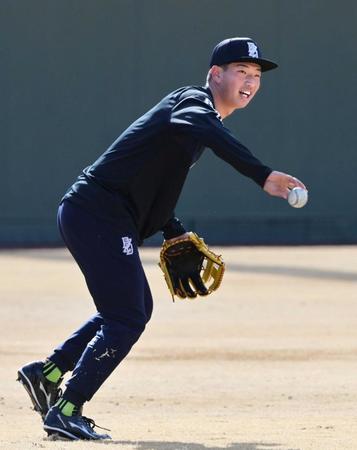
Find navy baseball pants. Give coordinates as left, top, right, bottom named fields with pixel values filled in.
left=49, top=200, right=153, bottom=405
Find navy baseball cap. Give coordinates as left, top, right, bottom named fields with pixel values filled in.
left=210, top=37, right=278, bottom=72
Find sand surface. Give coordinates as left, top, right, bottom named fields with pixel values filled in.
left=1, top=245, right=357, bottom=450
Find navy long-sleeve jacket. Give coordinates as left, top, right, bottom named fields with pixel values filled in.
left=63, top=86, right=272, bottom=241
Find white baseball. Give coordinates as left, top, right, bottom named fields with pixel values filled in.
left=287, top=187, right=308, bottom=208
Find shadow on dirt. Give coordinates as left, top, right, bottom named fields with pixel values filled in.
left=99, top=441, right=299, bottom=450
left=14, top=249, right=357, bottom=283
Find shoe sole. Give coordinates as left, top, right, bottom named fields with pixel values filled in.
left=17, top=369, right=44, bottom=417
left=44, top=425, right=79, bottom=440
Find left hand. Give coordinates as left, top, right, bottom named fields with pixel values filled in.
left=263, top=171, right=307, bottom=199
left=159, top=232, right=225, bottom=300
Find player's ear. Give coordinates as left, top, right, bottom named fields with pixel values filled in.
left=210, top=65, right=224, bottom=83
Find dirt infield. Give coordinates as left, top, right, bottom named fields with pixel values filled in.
left=1, top=246, right=357, bottom=450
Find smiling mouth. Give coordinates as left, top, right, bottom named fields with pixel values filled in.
left=239, top=90, right=251, bottom=99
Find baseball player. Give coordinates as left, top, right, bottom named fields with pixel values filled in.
left=18, top=37, right=306, bottom=440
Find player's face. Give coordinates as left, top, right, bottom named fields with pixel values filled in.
left=218, top=62, right=261, bottom=111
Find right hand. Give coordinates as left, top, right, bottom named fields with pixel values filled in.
left=263, top=171, right=307, bottom=199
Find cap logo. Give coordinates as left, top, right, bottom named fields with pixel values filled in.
left=247, top=42, right=258, bottom=58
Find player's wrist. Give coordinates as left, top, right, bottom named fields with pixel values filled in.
left=165, top=232, right=190, bottom=244
left=161, top=217, right=187, bottom=240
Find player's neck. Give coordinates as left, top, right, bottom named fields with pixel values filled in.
left=208, top=84, right=234, bottom=119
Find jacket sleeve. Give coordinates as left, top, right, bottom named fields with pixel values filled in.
left=170, top=94, right=272, bottom=187
left=160, top=215, right=186, bottom=240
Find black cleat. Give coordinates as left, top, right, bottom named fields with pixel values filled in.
left=17, top=360, right=62, bottom=419
left=43, top=406, right=111, bottom=440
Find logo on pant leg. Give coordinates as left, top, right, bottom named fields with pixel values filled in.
left=122, top=236, right=133, bottom=255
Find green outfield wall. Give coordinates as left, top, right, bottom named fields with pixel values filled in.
left=1, top=0, right=357, bottom=246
